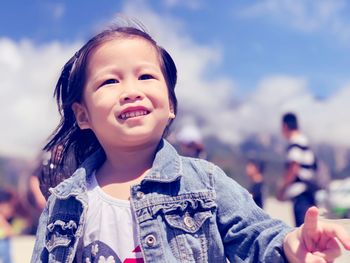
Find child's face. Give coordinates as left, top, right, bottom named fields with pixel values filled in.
left=73, top=37, right=175, bottom=149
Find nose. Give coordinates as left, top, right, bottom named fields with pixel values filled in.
left=119, top=81, right=144, bottom=102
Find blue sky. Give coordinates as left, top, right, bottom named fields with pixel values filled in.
left=2, top=0, right=350, bottom=97
left=1, top=0, right=350, bottom=157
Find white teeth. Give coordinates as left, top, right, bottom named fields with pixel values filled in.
left=120, top=110, right=148, bottom=120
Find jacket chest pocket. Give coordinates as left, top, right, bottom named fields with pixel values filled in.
left=161, top=199, right=216, bottom=262
left=165, top=210, right=212, bottom=234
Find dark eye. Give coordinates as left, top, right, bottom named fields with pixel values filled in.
left=101, top=79, right=119, bottom=86
left=139, top=74, right=154, bottom=80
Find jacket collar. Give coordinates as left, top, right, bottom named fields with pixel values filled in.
left=143, top=139, right=183, bottom=184
left=50, top=148, right=105, bottom=199
left=50, top=139, right=182, bottom=198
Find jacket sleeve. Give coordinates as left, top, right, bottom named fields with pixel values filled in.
left=211, top=164, right=293, bottom=262
left=30, top=196, right=52, bottom=262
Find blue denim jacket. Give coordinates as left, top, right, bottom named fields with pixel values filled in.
left=31, top=139, right=292, bottom=263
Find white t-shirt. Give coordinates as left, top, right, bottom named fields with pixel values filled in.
left=82, top=172, right=144, bottom=263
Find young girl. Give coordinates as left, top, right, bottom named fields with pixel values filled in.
left=31, top=24, right=350, bottom=263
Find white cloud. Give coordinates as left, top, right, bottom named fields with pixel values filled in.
left=238, top=0, right=350, bottom=43
left=0, top=38, right=81, bottom=158
left=229, top=76, right=350, bottom=147
left=0, top=38, right=22, bottom=70
left=301, top=84, right=350, bottom=145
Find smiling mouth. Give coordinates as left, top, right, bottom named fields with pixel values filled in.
left=119, top=110, right=149, bottom=120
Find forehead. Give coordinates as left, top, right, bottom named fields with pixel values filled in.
left=88, top=36, right=161, bottom=65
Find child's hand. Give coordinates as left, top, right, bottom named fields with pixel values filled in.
left=283, top=206, right=350, bottom=263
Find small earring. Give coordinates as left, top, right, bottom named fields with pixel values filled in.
left=169, top=113, right=176, bottom=119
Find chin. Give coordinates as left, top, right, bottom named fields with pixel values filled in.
left=123, top=132, right=162, bottom=145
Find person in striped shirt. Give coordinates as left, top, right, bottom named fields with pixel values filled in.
left=278, top=112, right=318, bottom=226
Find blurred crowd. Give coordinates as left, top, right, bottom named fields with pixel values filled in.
left=0, top=173, right=44, bottom=262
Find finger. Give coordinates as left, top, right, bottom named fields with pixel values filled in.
left=322, top=223, right=350, bottom=250
left=317, top=231, right=329, bottom=251
left=303, top=206, right=319, bottom=233
left=312, top=250, right=340, bottom=262
left=303, top=206, right=320, bottom=251
left=312, top=238, right=341, bottom=262
left=304, top=252, right=327, bottom=263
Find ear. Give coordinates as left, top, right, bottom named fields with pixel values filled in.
left=72, top=102, right=91, bottom=129
left=169, top=103, right=176, bottom=119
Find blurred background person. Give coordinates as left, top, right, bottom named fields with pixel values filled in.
left=277, top=112, right=318, bottom=226
left=245, top=159, right=265, bottom=209
left=175, top=124, right=207, bottom=159
left=0, top=187, right=29, bottom=263
left=0, top=187, right=14, bottom=263
left=28, top=175, right=46, bottom=211
left=23, top=157, right=48, bottom=235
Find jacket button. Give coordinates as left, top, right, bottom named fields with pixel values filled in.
left=184, top=215, right=195, bottom=229
left=136, top=191, right=145, bottom=200
left=145, top=234, right=156, bottom=247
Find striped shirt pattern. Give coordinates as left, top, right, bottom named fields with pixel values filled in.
left=286, top=133, right=317, bottom=183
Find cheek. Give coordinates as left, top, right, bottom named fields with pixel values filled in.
left=154, top=89, right=172, bottom=109
left=85, top=93, right=116, bottom=113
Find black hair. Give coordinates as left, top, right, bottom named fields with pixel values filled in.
left=0, top=188, right=14, bottom=203
left=247, top=159, right=265, bottom=174
left=282, top=112, right=298, bottom=130
left=44, top=25, right=178, bottom=172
